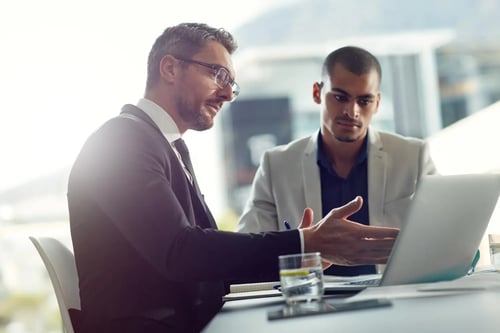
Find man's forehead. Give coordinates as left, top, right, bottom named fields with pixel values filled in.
left=329, top=63, right=380, bottom=83
left=195, top=41, right=235, bottom=74
left=325, top=70, right=379, bottom=92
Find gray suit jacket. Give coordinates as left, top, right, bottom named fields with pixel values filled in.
left=237, top=128, right=438, bottom=233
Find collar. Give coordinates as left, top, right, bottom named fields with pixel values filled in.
left=317, top=130, right=369, bottom=167
left=136, top=98, right=181, bottom=143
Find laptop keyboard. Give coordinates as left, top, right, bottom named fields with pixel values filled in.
left=348, top=278, right=381, bottom=286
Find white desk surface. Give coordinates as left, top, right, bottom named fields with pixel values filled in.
left=203, top=272, right=500, bottom=333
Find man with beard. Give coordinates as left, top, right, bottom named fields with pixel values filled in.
left=237, top=46, right=438, bottom=277
left=67, top=25, right=399, bottom=333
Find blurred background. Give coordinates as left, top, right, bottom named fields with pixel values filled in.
left=1, top=0, right=499, bottom=331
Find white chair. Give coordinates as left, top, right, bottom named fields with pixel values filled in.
left=29, top=236, right=80, bottom=333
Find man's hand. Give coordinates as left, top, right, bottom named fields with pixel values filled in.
left=301, top=196, right=399, bottom=266
left=298, top=207, right=332, bottom=270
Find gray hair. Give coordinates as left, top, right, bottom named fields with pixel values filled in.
left=146, top=22, right=238, bottom=90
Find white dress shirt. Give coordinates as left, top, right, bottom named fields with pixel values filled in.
left=136, top=98, right=193, bottom=183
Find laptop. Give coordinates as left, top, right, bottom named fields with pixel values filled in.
left=325, top=173, right=500, bottom=292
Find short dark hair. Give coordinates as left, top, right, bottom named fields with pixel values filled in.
left=321, top=46, right=382, bottom=85
left=146, top=22, right=238, bottom=90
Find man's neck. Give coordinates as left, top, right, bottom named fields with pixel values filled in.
left=144, top=89, right=187, bottom=134
left=321, top=132, right=366, bottom=178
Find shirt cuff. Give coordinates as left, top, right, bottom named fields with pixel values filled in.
left=298, top=229, right=304, bottom=253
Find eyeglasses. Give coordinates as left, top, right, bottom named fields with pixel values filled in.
left=174, top=56, right=240, bottom=102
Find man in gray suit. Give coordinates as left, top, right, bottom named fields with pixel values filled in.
left=237, top=46, right=438, bottom=276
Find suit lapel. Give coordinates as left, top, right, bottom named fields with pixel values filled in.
left=302, top=133, right=323, bottom=224
left=367, top=128, right=387, bottom=227
left=120, top=105, right=218, bottom=229
left=187, top=185, right=218, bottom=229
left=173, top=140, right=217, bottom=229
left=188, top=182, right=217, bottom=228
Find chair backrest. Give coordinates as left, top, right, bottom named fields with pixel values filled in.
left=29, top=236, right=80, bottom=333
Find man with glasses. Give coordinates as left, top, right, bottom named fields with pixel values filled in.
left=172, top=56, right=240, bottom=100
left=67, top=24, right=399, bottom=333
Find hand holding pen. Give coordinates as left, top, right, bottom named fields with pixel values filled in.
left=283, top=207, right=314, bottom=230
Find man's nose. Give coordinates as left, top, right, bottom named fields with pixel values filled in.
left=343, top=101, right=360, bottom=119
left=217, top=83, right=234, bottom=102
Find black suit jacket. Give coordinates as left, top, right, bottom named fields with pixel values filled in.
left=67, top=105, right=300, bottom=333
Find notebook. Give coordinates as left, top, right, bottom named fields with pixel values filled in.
left=325, top=173, right=500, bottom=292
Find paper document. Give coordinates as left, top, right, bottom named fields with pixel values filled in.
left=224, top=281, right=282, bottom=301
left=223, top=289, right=282, bottom=301
left=229, top=281, right=279, bottom=293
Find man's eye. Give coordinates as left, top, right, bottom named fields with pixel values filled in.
left=218, top=71, right=228, bottom=83
left=358, top=99, right=373, bottom=106
left=214, top=69, right=228, bottom=85
left=334, top=95, right=348, bottom=102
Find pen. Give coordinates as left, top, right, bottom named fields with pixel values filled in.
left=284, top=220, right=291, bottom=230
left=468, top=249, right=480, bottom=275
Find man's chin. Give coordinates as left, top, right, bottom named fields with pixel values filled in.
left=192, top=118, right=214, bottom=131
left=334, top=135, right=357, bottom=143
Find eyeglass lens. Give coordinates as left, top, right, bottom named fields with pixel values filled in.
left=215, top=69, right=239, bottom=97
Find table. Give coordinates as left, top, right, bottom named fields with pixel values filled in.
left=203, top=273, right=500, bottom=332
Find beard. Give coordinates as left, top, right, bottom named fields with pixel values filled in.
left=176, top=97, right=213, bottom=131
left=331, top=115, right=364, bottom=143
left=334, top=135, right=357, bottom=143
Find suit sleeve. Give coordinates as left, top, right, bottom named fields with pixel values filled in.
left=68, top=119, right=300, bottom=283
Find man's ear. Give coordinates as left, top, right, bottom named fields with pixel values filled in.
left=159, top=54, right=178, bottom=82
left=312, top=82, right=323, bottom=104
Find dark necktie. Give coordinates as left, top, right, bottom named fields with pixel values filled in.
left=173, top=138, right=217, bottom=228
left=174, top=138, right=202, bottom=194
